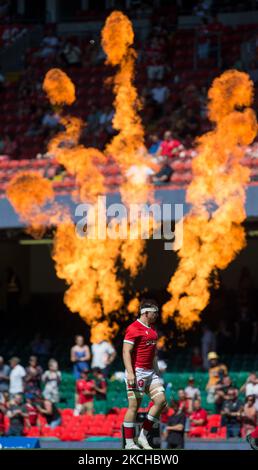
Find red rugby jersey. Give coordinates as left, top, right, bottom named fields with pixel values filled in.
left=124, top=319, right=158, bottom=370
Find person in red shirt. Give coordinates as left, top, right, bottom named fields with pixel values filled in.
left=75, top=370, right=95, bottom=415
left=189, top=399, right=208, bottom=428
left=24, top=394, right=39, bottom=428
left=157, top=130, right=183, bottom=159
left=122, top=299, right=167, bottom=450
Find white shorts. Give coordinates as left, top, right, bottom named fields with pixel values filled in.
left=125, top=368, right=162, bottom=397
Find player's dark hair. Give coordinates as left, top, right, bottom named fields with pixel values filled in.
left=139, top=299, right=159, bottom=316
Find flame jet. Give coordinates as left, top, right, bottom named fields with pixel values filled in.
left=162, top=70, right=257, bottom=330
left=101, top=11, right=156, bottom=277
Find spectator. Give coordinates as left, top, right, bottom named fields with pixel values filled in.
left=156, top=131, right=183, bottom=159
left=189, top=399, right=208, bottom=428
left=184, top=377, right=201, bottom=404
left=91, top=339, right=116, bottom=378
left=177, top=389, right=191, bottom=416
left=126, top=161, right=155, bottom=185
left=42, top=359, right=61, bottom=404
left=0, top=356, right=10, bottom=401
left=242, top=395, right=257, bottom=438
left=42, top=111, right=60, bottom=129
left=9, top=357, right=26, bottom=397
left=165, top=400, right=186, bottom=449
left=150, top=81, right=169, bottom=105
left=24, top=394, right=39, bottom=428
left=38, top=31, right=59, bottom=58
left=37, top=399, right=61, bottom=429
left=152, top=155, right=173, bottom=184
left=60, top=40, right=82, bottom=67
left=206, top=352, right=228, bottom=404
left=148, top=134, right=161, bottom=155
left=240, top=372, right=258, bottom=411
left=25, top=355, right=43, bottom=397
left=191, top=347, right=203, bottom=370
left=201, top=324, right=216, bottom=370
left=70, top=335, right=91, bottom=379
left=7, top=393, right=28, bottom=436
left=92, top=368, right=107, bottom=401
left=214, top=375, right=233, bottom=414
left=75, top=370, right=95, bottom=416
left=221, top=388, right=243, bottom=438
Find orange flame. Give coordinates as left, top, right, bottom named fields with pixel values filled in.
left=162, top=70, right=257, bottom=329
left=43, top=68, right=76, bottom=106
left=102, top=11, right=155, bottom=280
left=6, top=172, right=56, bottom=237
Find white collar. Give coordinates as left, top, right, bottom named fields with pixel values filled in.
left=137, top=319, right=151, bottom=329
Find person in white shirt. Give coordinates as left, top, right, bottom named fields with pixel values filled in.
left=9, top=357, right=26, bottom=396
left=91, top=340, right=116, bottom=378
left=240, top=372, right=258, bottom=411
left=184, top=376, right=201, bottom=409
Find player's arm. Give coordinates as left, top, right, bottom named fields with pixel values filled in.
left=123, top=342, right=135, bottom=386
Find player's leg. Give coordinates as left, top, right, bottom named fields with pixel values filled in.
left=138, top=379, right=166, bottom=449
left=123, top=390, right=143, bottom=449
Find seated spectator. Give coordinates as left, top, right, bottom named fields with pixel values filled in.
left=38, top=31, right=60, bottom=58
left=184, top=376, right=201, bottom=410
left=9, top=357, right=26, bottom=398
left=0, top=356, right=10, bottom=401
left=24, top=394, right=39, bottom=429
left=206, top=352, right=228, bottom=404
left=240, top=372, right=258, bottom=411
left=7, top=393, right=28, bottom=436
left=189, top=399, right=208, bottom=428
left=42, top=111, right=60, bottom=129
left=150, top=81, right=169, bottom=105
left=152, top=155, right=173, bottom=184
left=242, top=395, right=257, bottom=438
left=75, top=370, right=95, bottom=416
left=25, top=355, right=43, bottom=397
left=70, top=335, right=91, bottom=379
left=191, top=347, right=203, bottom=370
left=165, top=400, right=186, bottom=449
left=157, top=130, right=183, bottom=159
left=92, top=368, right=107, bottom=401
left=42, top=359, right=61, bottom=404
left=221, top=388, right=243, bottom=438
left=37, top=399, right=61, bottom=429
left=148, top=134, right=161, bottom=156
left=60, top=40, right=82, bottom=67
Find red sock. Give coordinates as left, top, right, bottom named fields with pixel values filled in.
left=251, top=427, right=258, bottom=439
left=123, top=423, right=135, bottom=439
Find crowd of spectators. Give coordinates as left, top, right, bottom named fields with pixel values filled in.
left=160, top=354, right=258, bottom=447
left=0, top=332, right=118, bottom=436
